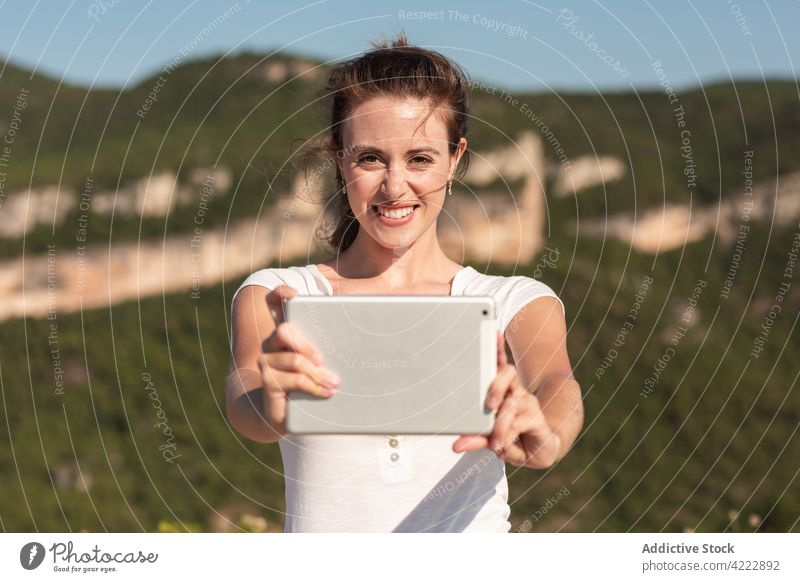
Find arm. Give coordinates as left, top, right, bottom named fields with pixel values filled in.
left=226, top=285, right=282, bottom=444
left=505, top=296, right=584, bottom=466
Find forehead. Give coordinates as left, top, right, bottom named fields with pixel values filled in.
left=342, top=95, right=450, bottom=147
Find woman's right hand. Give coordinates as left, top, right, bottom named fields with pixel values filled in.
left=257, top=285, right=340, bottom=436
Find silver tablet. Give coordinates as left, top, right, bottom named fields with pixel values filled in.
left=284, top=296, right=497, bottom=435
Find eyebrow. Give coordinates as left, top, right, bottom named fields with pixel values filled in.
left=352, top=145, right=441, bottom=156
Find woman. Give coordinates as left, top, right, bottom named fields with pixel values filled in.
left=226, top=33, right=583, bottom=532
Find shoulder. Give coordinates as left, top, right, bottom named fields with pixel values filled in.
left=464, top=269, right=565, bottom=333
left=236, top=266, right=306, bottom=290
left=230, top=266, right=311, bottom=311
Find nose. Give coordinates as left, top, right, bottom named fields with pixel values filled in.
left=381, top=164, right=408, bottom=198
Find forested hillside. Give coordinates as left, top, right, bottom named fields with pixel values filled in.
left=1, top=51, right=798, bottom=532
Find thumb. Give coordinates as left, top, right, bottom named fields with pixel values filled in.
left=266, top=285, right=298, bottom=325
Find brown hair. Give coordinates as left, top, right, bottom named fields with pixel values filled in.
left=301, top=31, right=471, bottom=254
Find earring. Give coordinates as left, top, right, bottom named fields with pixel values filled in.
left=447, top=179, right=453, bottom=196
left=342, top=184, right=347, bottom=195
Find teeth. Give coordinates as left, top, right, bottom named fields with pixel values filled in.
left=377, top=206, right=415, bottom=219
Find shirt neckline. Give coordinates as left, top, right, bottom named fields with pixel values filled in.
left=307, top=264, right=473, bottom=297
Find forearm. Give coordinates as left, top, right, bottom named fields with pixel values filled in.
left=534, top=374, right=584, bottom=463
left=225, top=367, right=282, bottom=444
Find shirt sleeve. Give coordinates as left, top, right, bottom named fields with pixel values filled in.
left=499, top=276, right=565, bottom=333
left=229, top=268, right=289, bottom=315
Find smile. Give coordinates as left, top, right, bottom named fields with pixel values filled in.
left=372, top=204, right=419, bottom=225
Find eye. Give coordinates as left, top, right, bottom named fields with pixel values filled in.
left=357, top=154, right=382, bottom=166
left=410, top=156, right=433, bottom=165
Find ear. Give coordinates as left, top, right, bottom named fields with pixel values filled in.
left=450, top=137, right=467, bottom=179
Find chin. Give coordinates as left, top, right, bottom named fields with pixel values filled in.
left=375, top=234, right=419, bottom=251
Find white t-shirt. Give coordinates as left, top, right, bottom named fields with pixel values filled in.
left=230, top=263, right=564, bottom=532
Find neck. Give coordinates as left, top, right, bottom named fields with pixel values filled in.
left=332, top=224, right=455, bottom=285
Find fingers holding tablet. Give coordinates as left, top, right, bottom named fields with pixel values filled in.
left=256, top=286, right=341, bottom=436
left=485, top=358, right=516, bottom=411
left=267, top=320, right=340, bottom=389
left=257, top=341, right=339, bottom=436
left=264, top=350, right=340, bottom=394
left=267, top=321, right=325, bottom=364
left=455, top=333, right=531, bottom=457
left=489, top=375, right=526, bottom=454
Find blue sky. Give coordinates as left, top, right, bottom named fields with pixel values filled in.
left=0, top=0, right=797, bottom=93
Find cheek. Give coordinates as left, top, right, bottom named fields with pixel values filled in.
left=413, top=170, right=449, bottom=195
left=425, top=171, right=447, bottom=185
left=348, top=169, right=382, bottom=193
left=420, top=164, right=451, bottom=183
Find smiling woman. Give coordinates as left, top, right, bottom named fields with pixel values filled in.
left=304, top=34, right=470, bottom=258
left=225, top=31, right=583, bottom=533
left=332, top=93, right=466, bottom=241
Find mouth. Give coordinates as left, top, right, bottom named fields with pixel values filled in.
left=372, top=203, right=420, bottom=224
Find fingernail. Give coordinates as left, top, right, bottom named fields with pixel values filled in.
left=323, top=372, right=340, bottom=387
left=314, top=352, right=324, bottom=365
left=322, top=386, right=336, bottom=397
left=486, top=396, right=497, bottom=409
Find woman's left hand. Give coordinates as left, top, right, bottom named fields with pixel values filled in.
left=452, top=331, right=562, bottom=468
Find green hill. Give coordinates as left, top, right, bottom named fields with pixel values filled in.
left=0, top=51, right=798, bottom=532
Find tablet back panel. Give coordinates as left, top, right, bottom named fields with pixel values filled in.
left=285, top=296, right=497, bottom=434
